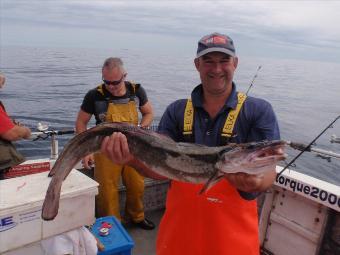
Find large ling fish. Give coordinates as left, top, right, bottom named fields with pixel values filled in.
left=42, top=122, right=286, bottom=220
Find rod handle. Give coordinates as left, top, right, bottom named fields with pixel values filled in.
left=289, top=142, right=311, bottom=152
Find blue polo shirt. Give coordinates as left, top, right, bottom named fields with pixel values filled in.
left=158, top=83, right=280, bottom=144
left=158, top=82, right=280, bottom=199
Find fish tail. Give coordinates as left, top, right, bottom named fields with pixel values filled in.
left=41, top=177, right=63, bottom=221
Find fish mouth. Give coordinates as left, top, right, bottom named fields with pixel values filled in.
left=248, top=143, right=287, bottom=167
left=217, top=140, right=287, bottom=174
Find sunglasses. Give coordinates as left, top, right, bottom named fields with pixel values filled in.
left=103, top=74, right=126, bottom=86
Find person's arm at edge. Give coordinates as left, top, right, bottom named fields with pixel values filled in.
left=139, top=101, right=153, bottom=127
left=1, top=125, right=31, bottom=141
left=75, top=109, right=94, bottom=169
left=75, top=109, right=91, bottom=134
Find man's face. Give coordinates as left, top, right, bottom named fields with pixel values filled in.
left=102, top=67, right=126, bottom=95
left=194, top=52, right=238, bottom=95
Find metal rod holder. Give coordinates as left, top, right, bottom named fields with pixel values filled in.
left=50, top=134, right=58, bottom=160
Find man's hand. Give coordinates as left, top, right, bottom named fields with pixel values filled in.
left=81, top=154, right=94, bottom=169
left=22, top=127, right=31, bottom=139
left=12, top=120, right=32, bottom=139
left=225, top=168, right=276, bottom=192
left=12, top=119, right=21, bottom=126
left=101, top=132, right=134, bottom=165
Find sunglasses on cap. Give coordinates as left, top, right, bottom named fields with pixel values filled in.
left=103, top=74, right=126, bottom=86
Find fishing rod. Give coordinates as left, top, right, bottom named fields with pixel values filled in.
left=278, top=115, right=340, bottom=177
left=29, top=122, right=74, bottom=139
left=288, top=141, right=340, bottom=160
left=245, top=65, right=262, bottom=95
left=31, top=129, right=75, bottom=141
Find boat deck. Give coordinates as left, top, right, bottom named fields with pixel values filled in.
left=125, top=209, right=164, bottom=255
left=77, top=168, right=167, bottom=254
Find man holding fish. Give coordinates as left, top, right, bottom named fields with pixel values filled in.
left=101, top=33, right=282, bottom=254
left=75, top=58, right=155, bottom=230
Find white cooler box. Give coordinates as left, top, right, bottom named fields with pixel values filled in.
left=0, top=170, right=98, bottom=253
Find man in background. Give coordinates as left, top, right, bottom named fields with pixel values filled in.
left=75, top=58, right=155, bottom=230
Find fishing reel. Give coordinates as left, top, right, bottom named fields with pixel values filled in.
left=31, top=123, right=74, bottom=141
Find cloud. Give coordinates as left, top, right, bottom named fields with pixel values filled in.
left=2, top=0, right=339, bottom=61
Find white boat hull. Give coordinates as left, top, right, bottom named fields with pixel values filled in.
left=258, top=166, right=340, bottom=255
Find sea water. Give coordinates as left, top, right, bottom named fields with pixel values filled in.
left=1, top=46, right=340, bottom=185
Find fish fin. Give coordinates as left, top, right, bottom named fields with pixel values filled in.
left=198, top=169, right=224, bottom=194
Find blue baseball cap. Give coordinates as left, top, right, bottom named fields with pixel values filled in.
left=196, top=32, right=236, bottom=58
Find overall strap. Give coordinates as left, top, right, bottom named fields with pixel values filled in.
left=97, top=82, right=139, bottom=100
left=127, top=81, right=140, bottom=102
left=182, top=99, right=195, bottom=142
left=182, top=92, right=247, bottom=144
left=221, top=92, right=247, bottom=138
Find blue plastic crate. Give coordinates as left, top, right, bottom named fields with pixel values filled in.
left=91, top=216, right=134, bottom=255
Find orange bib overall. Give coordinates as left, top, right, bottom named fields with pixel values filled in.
left=94, top=96, right=145, bottom=222
left=156, top=180, right=259, bottom=255
left=157, top=91, right=259, bottom=254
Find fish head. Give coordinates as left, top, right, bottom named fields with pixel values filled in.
left=216, top=140, right=287, bottom=175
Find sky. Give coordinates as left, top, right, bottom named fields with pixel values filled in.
left=1, top=0, right=340, bottom=63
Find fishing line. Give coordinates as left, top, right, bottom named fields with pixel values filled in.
left=278, top=115, right=340, bottom=177
left=245, top=65, right=262, bottom=95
